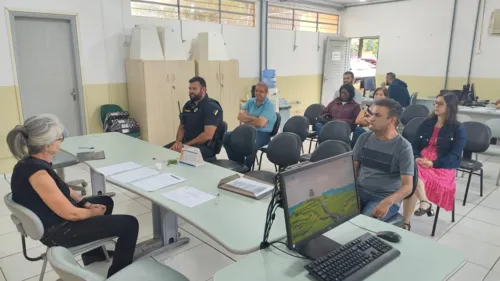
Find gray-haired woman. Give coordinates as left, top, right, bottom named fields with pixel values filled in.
left=6, top=114, right=138, bottom=278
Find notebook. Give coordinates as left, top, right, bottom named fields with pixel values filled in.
left=218, top=174, right=275, bottom=199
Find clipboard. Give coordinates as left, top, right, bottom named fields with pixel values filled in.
left=217, top=174, right=275, bottom=200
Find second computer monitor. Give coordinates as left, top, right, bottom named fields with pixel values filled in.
left=280, top=152, right=360, bottom=249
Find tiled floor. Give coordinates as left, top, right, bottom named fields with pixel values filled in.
left=1, top=146, right=500, bottom=281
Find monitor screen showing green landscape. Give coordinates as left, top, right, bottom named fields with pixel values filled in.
left=283, top=155, right=359, bottom=246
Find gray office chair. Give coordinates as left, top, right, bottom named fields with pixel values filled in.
left=410, top=92, right=418, bottom=105
left=47, top=246, right=189, bottom=281
left=4, top=193, right=116, bottom=281
left=246, top=132, right=302, bottom=183
left=54, top=129, right=87, bottom=195
left=255, top=113, right=282, bottom=170
left=300, top=120, right=351, bottom=162
left=309, top=140, right=351, bottom=163
left=213, top=125, right=258, bottom=173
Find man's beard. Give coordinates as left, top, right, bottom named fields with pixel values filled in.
left=190, top=92, right=202, bottom=101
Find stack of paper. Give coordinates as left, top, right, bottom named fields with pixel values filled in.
left=132, top=173, right=185, bottom=192
left=227, top=178, right=274, bottom=198
left=162, top=187, right=215, bottom=207
left=96, top=162, right=141, bottom=176
left=110, top=167, right=160, bottom=183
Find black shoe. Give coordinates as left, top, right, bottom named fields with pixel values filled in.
left=414, top=201, right=435, bottom=217
left=82, top=250, right=114, bottom=266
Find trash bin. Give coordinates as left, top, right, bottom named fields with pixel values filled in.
left=279, top=98, right=292, bottom=132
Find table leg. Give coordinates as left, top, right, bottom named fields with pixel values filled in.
left=89, top=168, right=116, bottom=197
left=133, top=203, right=190, bottom=260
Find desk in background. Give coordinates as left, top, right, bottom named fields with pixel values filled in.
left=458, top=106, right=500, bottom=123
left=61, top=133, right=286, bottom=257
left=214, top=215, right=465, bottom=281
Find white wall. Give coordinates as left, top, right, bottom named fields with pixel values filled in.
left=342, top=0, right=500, bottom=80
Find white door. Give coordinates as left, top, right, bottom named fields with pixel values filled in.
left=12, top=16, right=83, bottom=136
left=320, top=38, right=349, bottom=106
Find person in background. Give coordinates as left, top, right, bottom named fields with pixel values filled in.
left=6, top=114, right=139, bottom=278
left=165, top=76, right=223, bottom=160
left=402, top=92, right=466, bottom=231
left=315, top=84, right=361, bottom=138
left=352, top=87, right=389, bottom=146
left=386, top=72, right=410, bottom=108
left=224, top=82, right=277, bottom=169
left=333, top=71, right=364, bottom=104
left=353, top=98, right=414, bottom=221
left=496, top=99, right=500, bottom=109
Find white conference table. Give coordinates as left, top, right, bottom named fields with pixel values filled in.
left=61, top=133, right=286, bottom=256
left=214, top=215, right=465, bottom=281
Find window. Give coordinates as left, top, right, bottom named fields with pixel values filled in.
left=131, top=0, right=255, bottom=27
left=268, top=5, right=338, bottom=34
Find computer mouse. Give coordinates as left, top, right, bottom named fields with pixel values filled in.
left=376, top=231, right=402, bottom=243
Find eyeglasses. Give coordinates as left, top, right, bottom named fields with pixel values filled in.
left=434, top=101, right=445, bottom=107
left=55, top=135, right=65, bottom=143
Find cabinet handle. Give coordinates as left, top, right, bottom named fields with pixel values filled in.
left=216, top=73, right=219, bottom=80
left=173, top=74, right=176, bottom=81
left=166, top=74, right=170, bottom=82
left=172, top=86, right=176, bottom=89
left=222, top=73, right=224, bottom=81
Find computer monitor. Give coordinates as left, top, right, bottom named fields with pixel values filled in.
left=362, top=76, right=376, bottom=93
left=280, top=152, right=360, bottom=259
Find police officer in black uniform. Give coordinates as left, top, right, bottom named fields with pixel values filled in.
left=165, top=76, right=223, bottom=160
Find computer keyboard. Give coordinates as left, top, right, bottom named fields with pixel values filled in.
left=304, top=233, right=400, bottom=281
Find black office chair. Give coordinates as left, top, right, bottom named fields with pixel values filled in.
left=205, top=121, right=228, bottom=163
left=213, top=125, right=257, bottom=173
left=304, top=104, right=325, bottom=153
left=300, top=120, right=351, bottom=162
left=309, top=140, right=352, bottom=163
left=400, top=105, right=430, bottom=126
left=402, top=117, right=425, bottom=143
left=246, top=133, right=302, bottom=184
left=255, top=113, right=282, bottom=170
left=459, top=121, right=491, bottom=206
left=283, top=116, right=310, bottom=153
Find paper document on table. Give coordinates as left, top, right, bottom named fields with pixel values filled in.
left=227, top=178, right=274, bottom=198
left=161, top=187, right=215, bottom=207
left=110, top=167, right=160, bottom=183
left=96, top=162, right=141, bottom=176
left=132, top=173, right=186, bottom=192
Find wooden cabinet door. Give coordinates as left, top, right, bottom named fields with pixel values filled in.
left=219, top=60, right=241, bottom=130
left=143, top=61, right=174, bottom=146
left=195, top=60, right=221, bottom=102
left=169, top=60, right=196, bottom=137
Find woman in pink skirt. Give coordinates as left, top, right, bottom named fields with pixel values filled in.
left=403, top=92, right=466, bottom=229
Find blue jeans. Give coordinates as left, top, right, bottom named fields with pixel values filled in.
left=359, top=195, right=400, bottom=222
left=314, top=123, right=324, bottom=142
left=223, top=131, right=271, bottom=169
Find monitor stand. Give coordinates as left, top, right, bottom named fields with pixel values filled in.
left=295, top=235, right=342, bottom=260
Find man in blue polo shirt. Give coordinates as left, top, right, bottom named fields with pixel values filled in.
left=224, top=82, right=277, bottom=169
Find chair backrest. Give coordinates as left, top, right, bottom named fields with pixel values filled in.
left=283, top=116, right=309, bottom=142
left=303, top=104, right=325, bottom=126
left=100, top=104, right=124, bottom=125
left=462, top=121, right=492, bottom=153
left=405, top=160, right=419, bottom=199
left=410, top=92, right=418, bottom=105
left=485, top=119, right=500, bottom=139
left=456, top=114, right=472, bottom=123
left=4, top=193, right=45, bottom=240
left=270, top=112, right=281, bottom=137
left=212, top=121, right=228, bottom=155
left=266, top=132, right=302, bottom=168
left=400, top=105, right=430, bottom=125
left=47, top=247, right=105, bottom=281
left=318, top=121, right=351, bottom=145
left=228, top=124, right=258, bottom=157
left=310, top=140, right=351, bottom=162
left=402, top=117, right=425, bottom=144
